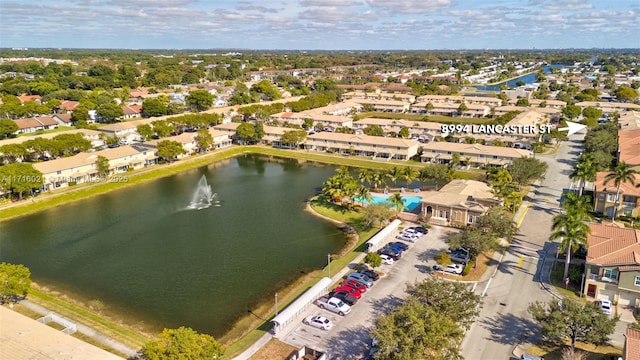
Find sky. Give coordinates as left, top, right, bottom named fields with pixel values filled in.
left=1, top=0, right=639, bottom=50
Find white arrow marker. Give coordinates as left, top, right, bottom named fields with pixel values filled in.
left=558, top=120, right=587, bottom=136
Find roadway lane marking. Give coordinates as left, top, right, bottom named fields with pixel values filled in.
left=514, top=201, right=530, bottom=228
left=545, top=196, right=550, bottom=203
left=516, top=255, right=524, bottom=269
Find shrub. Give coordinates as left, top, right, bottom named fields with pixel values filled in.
left=69, top=181, right=77, bottom=186
left=462, top=262, right=473, bottom=276
left=365, top=252, right=382, bottom=268
left=435, top=252, right=452, bottom=266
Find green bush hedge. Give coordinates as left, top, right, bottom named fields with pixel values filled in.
left=462, top=262, right=473, bottom=276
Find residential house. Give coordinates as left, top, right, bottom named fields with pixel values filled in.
left=416, top=95, right=502, bottom=108
left=12, top=116, right=59, bottom=134
left=305, top=114, right=353, bottom=131
left=420, top=179, right=501, bottom=226
left=593, top=172, right=640, bottom=218
left=52, top=113, right=73, bottom=126
left=576, top=101, right=640, bottom=115
left=410, top=101, right=490, bottom=118
left=18, top=95, right=42, bottom=104
left=121, top=105, right=142, bottom=119
left=212, top=122, right=290, bottom=147
left=304, top=132, right=419, bottom=160
left=618, top=129, right=640, bottom=169
left=619, top=111, right=640, bottom=131
left=351, top=99, right=410, bottom=113
left=146, top=133, right=197, bottom=157
left=493, top=105, right=561, bottom=119
left=57, top=100, right=79, bottom=112
left=583, top=222, right=640, bottom=309
left=33, top=145, right=148, bottom=191
left=342, top=91, right=415, bottom=103
left=268, top=112, right=307, bottom=127
left=420, top=142, right=530, bottom=168
left=98, top=118, right=156, bottom=143
left=624, top=327, right=640, bottom=360
left=352, top=117, right=441, bottom=141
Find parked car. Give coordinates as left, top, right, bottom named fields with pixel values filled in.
left=378, top=248, right=401, bottom=261
left=450, top=248, right=470, bottom=264
left=389, top=242, right=409, bottom=251
left=408, top=226, right=428, bottom=235
left=595, top=299, right=613, bottom=315
left=444, top=264, right=464, bottom=275
left=359, top=270, right=380, bottom=281
left=521, top=354, right=544, bottom=360
left=396, top=233, right=418, bottom=242
left=329, top=290, right=358, bottom=306
left=342, top=279, right=367, bottom=293
left=303, top=315, right=334, bottom=330
left=384, top=243, right=405, bottom=254
left=347, top=273, right=374, bottom=287
left=335, top=285, right=363, bottom=299
left=315, top=296, right=351, bottom=315
left=380, top=254, right=394, bottom=265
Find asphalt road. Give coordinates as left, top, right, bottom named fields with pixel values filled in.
left=460, top=135, right=584, bottom=359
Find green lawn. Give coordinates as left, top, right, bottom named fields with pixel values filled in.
left=526, top=341, right=621, bottom=360
left=357, top=112, right=494, bottom=125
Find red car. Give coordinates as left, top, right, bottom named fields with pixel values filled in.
left=342, top=279, right=367, bottom=293
left=334, top=285, right=362, bottom=299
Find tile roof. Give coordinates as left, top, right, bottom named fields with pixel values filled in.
left=586, top=222, right=640, bottom=266
left=618, top=129, right=640, bottom=167
left=33, top=145, right=142, bottom=175
left=421, top=141, right=531, bottom=158
left=594, top=172, right=640, bottom=196
left=18, top=95, right=42, bottom=103
left=58, top=100, right=79, bottom=110
left=13, top=117, right=44, bottom=130
left=54, top=113, right=72, bottom=124
left=438, top=179, right=498, bottom=201
left=625, top=327, right=640, bottom=360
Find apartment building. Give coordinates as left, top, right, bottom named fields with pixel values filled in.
left=583, top=222, right=640, bottom=309
left=593, top=172, right=640, bottom=218
left=420, top=141, right=530, bottom=167
left=304, top=132, right=419, bottom=160
left=421, top=179, right=501, bottom=226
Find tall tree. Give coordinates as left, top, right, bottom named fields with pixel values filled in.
left=157, top=140, right=186, bottom=162
left=0, top=263, right=31, bottom=304
left=570, top=153, right=597, bottom=197
left=96, top=102, right=124, bottom=122
left=195, top=128, right=213, bottom=152
left=406, top=278, right=481, bottom=331
left=550, top=209, right=591, bottom=280
left=529, top=299, right=617, bottom=351
left=508, top=157, right=549, bottom=189
left=186, top=89, right=214, bottom=112
left=386, top=166, right=403, bottom=186
left=143, top=326, right=225, bottom=360
left=95, top=155, right=110, bottom=179
left=358, top=168, right=373, bottom=187
left=371, top=171, right=388, bottom=191
left=0, top=119, right=18, bottom=139
left=388, top=192, right=407, bottom=216
left=603, top=161, right=638, bottom=221
left=371, top=298, right=464, bottom=360
left=400, top=166, right=419, bottom=187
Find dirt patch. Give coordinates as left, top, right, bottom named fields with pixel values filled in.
left=249, top=338, right=298, bottom=360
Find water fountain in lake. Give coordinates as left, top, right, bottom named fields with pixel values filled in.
left=188, top=175, right=219, bottom=210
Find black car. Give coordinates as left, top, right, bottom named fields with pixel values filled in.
left=384, top=243, right=405, bottom=254
left=409, top=226, right=428, bottom=235
left=378, top=248, right=401, bottom=261
left=329, top=290, right=358, bottom=306
left=359, top=270, right=380, bottom=281
left=389, top=242, right=409, bottom=251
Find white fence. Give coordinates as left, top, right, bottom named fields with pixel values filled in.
left=365, top=219, right=402, bottom=251
left=271, top=277, right=332, bottom=335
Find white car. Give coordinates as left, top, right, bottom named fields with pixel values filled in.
left=596, top=300, right=613, bottom=315
left=380, top=254, right=394, bottom=265
left=303, top=315, right=334, bottom=330
left=395, top=234, right=417, bottom=242
left=444, top=264, right=464, bottom=275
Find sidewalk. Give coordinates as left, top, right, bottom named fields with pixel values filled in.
left=18, top=299, right=138, bottom=358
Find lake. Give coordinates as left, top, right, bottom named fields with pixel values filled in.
left=0, top=154, right=346, bottom=337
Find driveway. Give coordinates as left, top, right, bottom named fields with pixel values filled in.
left=279, top=224, right=454, bottom=359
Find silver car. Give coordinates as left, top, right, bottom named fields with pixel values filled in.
left=347, top=272, right=373, bottom=287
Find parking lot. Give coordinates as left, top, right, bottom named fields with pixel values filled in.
left=279, top=223, right=457, bottom=359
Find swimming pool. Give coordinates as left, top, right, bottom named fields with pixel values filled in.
left=358, top=195, right=423, bottom=211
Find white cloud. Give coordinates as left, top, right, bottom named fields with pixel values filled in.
left=299, top=0, right=362, bottom=6
left=543, top=0, right=593, bottom=11
left=365, top=0, right=451, bottom=14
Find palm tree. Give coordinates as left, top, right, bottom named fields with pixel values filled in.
left=400, top=166, right=419, bottom=188
left=561, top=192, right=593, bottom=216
left=603, top=161, right=638, bottom=221
left=371, top=171, right=387, bottom=191
left=355, top=184, right=373, bottom=206
left=386, top=166, right=403, bottom=187
left=358, top=168, right=373, bottom=187
left=388, top=192, right=407, bottom=216
left=570, top=154, right=596, bottom=197
left=322, top=177, right=343, bottom=204
left=418, top=167, right=431, bottom=190
left=550, top=210, right=591, bottom=280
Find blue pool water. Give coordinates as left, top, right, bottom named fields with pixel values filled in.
left=358, top=195, right=422, bottom=211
